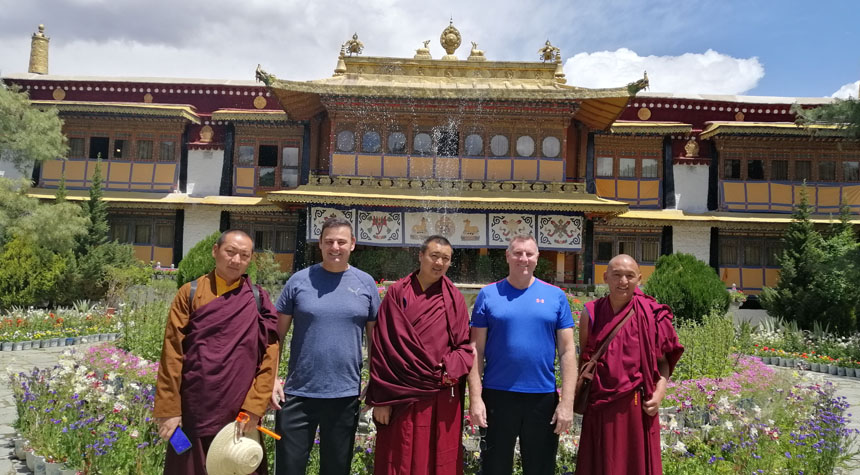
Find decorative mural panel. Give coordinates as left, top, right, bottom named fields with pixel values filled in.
left=489, top=214, right=535, bottom=247
left=308, top=207, right=356, bottom=240
left=538, top=215, right=583, bottom=251
left=307, top=208, right=581, bottom=250
left=403, top=212, right=487, bottom=247
left=357, top=211, right=402, bottom=245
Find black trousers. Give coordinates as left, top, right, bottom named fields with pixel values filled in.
left=274, top=395, right=360, bottom=475
left=480, top=388, right=559, bottom=475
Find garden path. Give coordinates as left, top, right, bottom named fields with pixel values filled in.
left=3, top=348, right=860, bottom=474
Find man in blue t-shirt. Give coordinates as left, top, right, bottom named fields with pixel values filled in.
left=270, top=217, right=380, bottom=475
left=468, top=234, right=576, bottom=475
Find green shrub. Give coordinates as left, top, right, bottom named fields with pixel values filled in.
left=642, top=252, right=729, bottom=323
left=176, top=231, right=257, bottom=288
left=254, top=249, right=290, bottom=297
left=0, top=237, right=68, bottom=308
left=672, top=310, right=736, bottom=381
left=349, top=246, right=418, bottom=281
left=68, top=242, right=147, bottom=303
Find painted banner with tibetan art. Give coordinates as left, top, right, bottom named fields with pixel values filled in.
left=307, top=207, right=583, bottom=251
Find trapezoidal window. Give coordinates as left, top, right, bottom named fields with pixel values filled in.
left=436, top=128, right=458, bottom=157
left=89, top=136, right=109, bottom=160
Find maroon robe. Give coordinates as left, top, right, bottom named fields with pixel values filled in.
left=367, top=273, right=473, bottom=475
left=165, top=278, right=278, bottom=475
left=575, top=288, right=684, bottom=475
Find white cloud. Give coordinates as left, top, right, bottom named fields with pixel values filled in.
left=563, top=48, right=765, bottom=95
left=831, top=80, right=860, bottom=99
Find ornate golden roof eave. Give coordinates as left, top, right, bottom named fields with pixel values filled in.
left=30, top=100, right=201, bottom=124
left=609, top=209, right=860, bottom=230
left=265, top=177, right=628, bottom=215
left=700, top=121, right=856, bottom=140
left=210, top=109, right=290, bottom=122
left=257, top=65, right=642, bottom=129
left=27, top=188, right=281, bottom=212
left=609, top=120, right=693, bottom=135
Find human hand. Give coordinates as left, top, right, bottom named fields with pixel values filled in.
left=469, top=396, right=487, bottom=428
left=643, top=386, right=665, bottom=417
left=237, top=412, right=260, bottom=435
left=269, top=378, right=285, bottom=411
left=550, top=401, right=573, bottom=435
left=372, top=406, right=392, bottom=425
left=156, top=416, right=182, bottom=440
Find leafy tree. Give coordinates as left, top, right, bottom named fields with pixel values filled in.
left=0, top=237, right=68, bottom=308
left=0, top=85, right=68, bottom=172
left=642, top=252, right=730, bottom=323
left=793, top=98, right=860, bottom=139
left=176, top=231, right=257, bottom=288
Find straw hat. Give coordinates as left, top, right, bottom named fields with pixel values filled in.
left=205, top=421, right=263, bottom=475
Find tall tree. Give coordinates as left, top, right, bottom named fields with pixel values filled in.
left=792, top=98, right=860, bottom=139
left=78, top=157, right=109, bottom=253
left=0, top=85, right=68, bottom=171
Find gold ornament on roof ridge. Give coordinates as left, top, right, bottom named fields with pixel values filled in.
left=414, top=40, right=432, bottom=60
left=344, top=33, right=364, bottom=56
left=440, top=21, right=462, bottom=59
left=467, top=42, right=486, bottom=62
left=539, top=40, right=561, bottom=63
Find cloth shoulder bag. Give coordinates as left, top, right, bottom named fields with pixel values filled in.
left=573, top=307, right=635, bottom=415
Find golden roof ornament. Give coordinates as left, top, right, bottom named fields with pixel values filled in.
left=333, top=45, right=347, bottom=75
left=28, top=24, right=50, bottom=75
left=539, top=40, right=560, bottom=63
left=684, top=138, right=699, bottom=158
left=344, top=33, right=364, bottom=56
left=440, top=20, right=461, bottom=61
left=467, top=41, right=486, bottom=62
left=414, top=40, right=432, bottom=60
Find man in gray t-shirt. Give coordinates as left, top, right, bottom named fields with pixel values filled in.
left=270, top=217, right=380, bottom=475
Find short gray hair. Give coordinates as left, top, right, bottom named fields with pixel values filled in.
left=506, top=234, right=537, bottom=252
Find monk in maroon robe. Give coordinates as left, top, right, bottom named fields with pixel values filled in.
left=367, top=236, right=473, bottom=475
left=575, top=254, right=683, bottom=475
left=154, top=230, right=280, bottom=475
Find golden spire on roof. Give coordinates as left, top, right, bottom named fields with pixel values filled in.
left=28, top=24, right=50, bottom=75
left=440, top=20, right=461, bottom=61
left=414, top=40, right=432, bottom=60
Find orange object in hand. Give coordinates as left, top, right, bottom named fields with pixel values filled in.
left=236, top=412, right=282, bottom=441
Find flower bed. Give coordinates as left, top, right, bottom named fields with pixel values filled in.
left=662, top=356, right=857, bottom=474
left=1, top=307, right=118, bottom=349
left=9, top=345, right=163, bottom=474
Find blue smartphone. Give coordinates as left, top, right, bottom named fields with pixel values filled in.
left=169, top=426, right=192, bottom=455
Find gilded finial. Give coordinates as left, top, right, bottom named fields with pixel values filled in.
left=334, top=44, right=348, bottom=75
left=344, top=33, right=364, bottom=56
left=28, top=24, right=50, bottom=75
left=538, top=40, right=560, bottom=63
left=684, top=138, right=700, bottom=158
left=467, top=41, right=486, bottom=62
left=440, top=21, right=462, bottom=60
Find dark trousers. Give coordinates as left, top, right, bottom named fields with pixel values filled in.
left=274, top=395, right=359, bottom=475
left=480, top=388, right=559, bottom=475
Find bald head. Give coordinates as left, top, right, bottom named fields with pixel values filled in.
left=607, top=254, right=640, bottom=273
left=604, top=254, right=642, bottom=309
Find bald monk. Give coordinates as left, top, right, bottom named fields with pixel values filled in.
left=575, top=254, right=684, bottom=475
left=154, top=230, right=280, bottom=474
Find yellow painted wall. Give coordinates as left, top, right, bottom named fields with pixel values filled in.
left=383, top=156, right=407, bottom=177
left=512, top=160, right=538, bottom=181
left=435, top=157, right=460, bottom=179
left=356, top=155, right=382, bottom=176
left=331, top=153, right=357, bottom=175
left=724, top=182, right=860, bottom=212
left=274, top=253, right=294, bottom=272
left=235, top=167, right=255, bottom=188
left=409, top=157, right=434, bottom=177
left=593, top=264, right=655, bottom=285
left=461, top=158, right=485, bottom=179
left=539, top=160, right=563, bottom=181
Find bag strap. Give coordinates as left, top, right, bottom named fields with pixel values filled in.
left=188, top=277, right=262, bottom=313
left=585, top=306, right=636, bottom=366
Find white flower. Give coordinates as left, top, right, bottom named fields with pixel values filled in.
left=749, top=426, right=758, bottom=438
left=717, top=396, right=730, bottom=410
left=724, top=421, right=734, bottom=431
left=672, top=440, right=687, bottom=453
left=668, top=415, right=678, bottom=430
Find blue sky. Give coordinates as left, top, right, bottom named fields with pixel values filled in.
left=1, top=0, right=858, bottom=98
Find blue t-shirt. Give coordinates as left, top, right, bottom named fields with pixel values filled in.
left=276, top=264, right=380, bottom=398
left=471, top=278, right=574, bottom=393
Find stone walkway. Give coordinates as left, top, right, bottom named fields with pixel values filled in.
left=2, top=348, right=860, bottom=474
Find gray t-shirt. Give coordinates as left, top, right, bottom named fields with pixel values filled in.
left=275, top=263, right=380, bottom=398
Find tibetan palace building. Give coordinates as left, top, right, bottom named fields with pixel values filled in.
left=3, top=23, right=859, bottom=293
